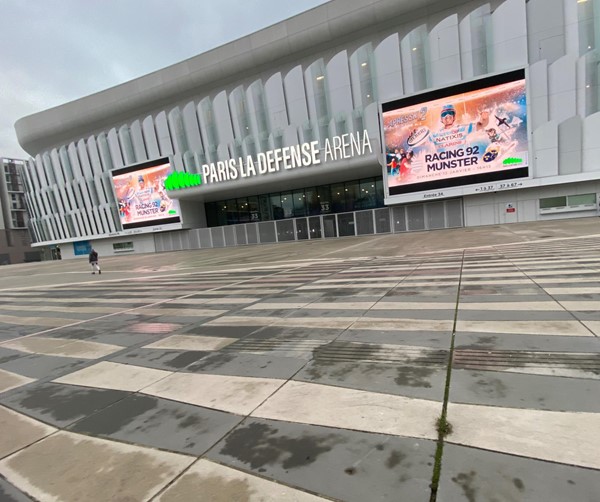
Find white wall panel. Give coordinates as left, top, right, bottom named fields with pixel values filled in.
left=582, top=111, right=600, bottom=172
left=58, top=146, right=73, bottom=180
left=284, top=66, right=309, bottom=126
left=526, top=0, right=565, bottom=65
left=529, top=60, right=549, bottom=131
left=33, top=155, right=45, bottom=190
left=350, top=43, right=376, bottom=110
left=65, top=184, right=77, bottom=216
left=118, top=125, right=136, bottom=166
left=197, top=98, right=218, bottom=155
left=182, top=102, right=204, bottom=154
left=142, top=116, right=161, bottom=159
left=49, top=149, right=65, bottom=186
left=67, top=143, right=83, bottom=178
left=42, top=153, right=56, bottom=185
left=558, top=116, right=582, bottom=175
left=247, top=80, right=270, bottom=149
left=428, top=15, right=461, bottom=88
left=77, top=139, right=94, bottom=178
left=564, top=0, right=579, bottom=57
left=490, top=0, right=528, bottom=72
left=374, top=35, right=403, bottom=102
left=548, top=54, right=577, bottom=123
left=31, top=165, right=42, bottom=197
left=57, top=185, right=71, bottom=213
left=97, top=133, right=114, bottom=172
left=213, top=91, right=234, bottom=145
left=304, top=59, right=328, bottom=124
left=532, top=120, right=559, bottom=177
left=107, top=128, right=124, bottom=169
left=264, top=73, right=288, bottom=132
left=400, top=27, right=422, bottom=95
left=86, top=136, right=104, bottom=175
left=229, top=86, right=248, bottom=140
left=130, top=120, right=148, bottom=162
left=155, top=111, right=174, bottom=156
left=459, top=4, right=491, bottom=79
left=326, top=50, right=354, bottom=117
left=282, top=125, right=299, bottom=148
left=172, top=152, right=185, bottom=172
left=168, top=107, right=188, bottom=155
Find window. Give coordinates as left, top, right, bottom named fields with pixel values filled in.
left=113, top=241, right=134, bottom=252
left=204, top=176, right=384, bottom=226
left=539, top=193, right=596, bottom=212
left=568, top=193, right=596, bottom=206
left=539, top=196, right=566, bottom=209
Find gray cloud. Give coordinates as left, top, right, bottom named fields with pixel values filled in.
left=0, top=0, right=328, bottom=158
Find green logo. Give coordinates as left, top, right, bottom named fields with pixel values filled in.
left=164, top=171, right=203, bottom=191
left=503, top=157, right=523, bottom=165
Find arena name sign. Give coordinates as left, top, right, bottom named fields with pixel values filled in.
left=166, top=130, right=372, bottom=190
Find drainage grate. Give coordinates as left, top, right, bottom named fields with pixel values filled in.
left=453, top=349, right=600, bottom=373
left=222, top=339, right=449, bottom=365
left=314, top=341, right=448, bottom=365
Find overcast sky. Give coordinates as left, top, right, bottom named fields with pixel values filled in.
left=0, top=0, right=329, bottom=159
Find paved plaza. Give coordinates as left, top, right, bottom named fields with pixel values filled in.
left=0, top=219, right=599, bottom=501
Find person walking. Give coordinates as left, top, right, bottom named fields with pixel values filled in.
left=89, top=248, right=101, bottom=274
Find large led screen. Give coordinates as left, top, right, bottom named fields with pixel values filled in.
left=382, top=69, right=528, bottom=196
left=111, top=158, right=181, bottom=230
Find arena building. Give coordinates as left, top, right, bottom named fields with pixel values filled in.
left=14, top=0, right=600, bottom=259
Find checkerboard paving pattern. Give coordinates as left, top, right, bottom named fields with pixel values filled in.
left=0, top=242, right=599, bottom=501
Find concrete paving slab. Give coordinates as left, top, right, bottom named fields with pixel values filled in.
left=438, top=443, right=600, bottom=502
left=351, top=317, right=455, bottom=331
left=0, top=369, right=34, bottom=394
left=142, top=372, right=285, bottom=415
left=446, top=402, right=600, bottom=469
left=0, top=314, right=72, bottom=328
left=449, top=369, right=600, bottom=411
left=110, top=348, right=209, bottom=371
left=0, top=354, right=89, bottom=380
left=156, top=458, right=328, bottom=501
left=142, top=334, right=237, bottom=351
left=338, top=329, right=452, bottom=348
left=457, top=310, right=575, bottom=321
left=248, top=326, right=344, bottom=341
left=454, top=333, right=600, bottom=352
left=362, top=309, right=458, bottom=320
left=295, top=360, right=447, bottom=400
left=70, top=394, right=242, bottom=456
left=253, top=380, right=440, bottom=439
left=207, top=418, right=436, bottom=502
left=0, top=382, right=129, bottom=428
left=0, top=431, right=194, bottom=502
left=0, top=475, right=35, bottom=502
left=455, top=320, right=592, bottom=336
left=53, top=361, right=172, bottom=392
left=1, top=337, right=124, bottom=360
left=0, top=406, right=56, bottom=459
left=184, top=352, right=308, bottom=379
left=182, top=324, right=261, bottom=338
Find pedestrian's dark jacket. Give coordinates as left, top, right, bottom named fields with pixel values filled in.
left=89, top=250, right=98, bottom=263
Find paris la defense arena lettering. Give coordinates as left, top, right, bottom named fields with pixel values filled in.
left=381, top=69, right=529, bottom=198
left=200, top=129, right=373, bottom=185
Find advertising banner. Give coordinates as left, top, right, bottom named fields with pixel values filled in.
left=111, top=159, right=181, bottom=230
left=382, top=70, right=528, bottom=196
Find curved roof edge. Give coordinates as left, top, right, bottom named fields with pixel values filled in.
left=16, top=0, right=436, bottom=155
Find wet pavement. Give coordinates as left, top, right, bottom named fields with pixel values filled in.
left=0, top=218, right=599, bottom=501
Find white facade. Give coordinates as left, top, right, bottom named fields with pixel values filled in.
left=14, top=0, right=600, bottom=257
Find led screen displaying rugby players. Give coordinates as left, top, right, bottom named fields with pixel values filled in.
left=381, top=69, right=528, bottom=196
left=111, top=157, right=181, bottom=230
